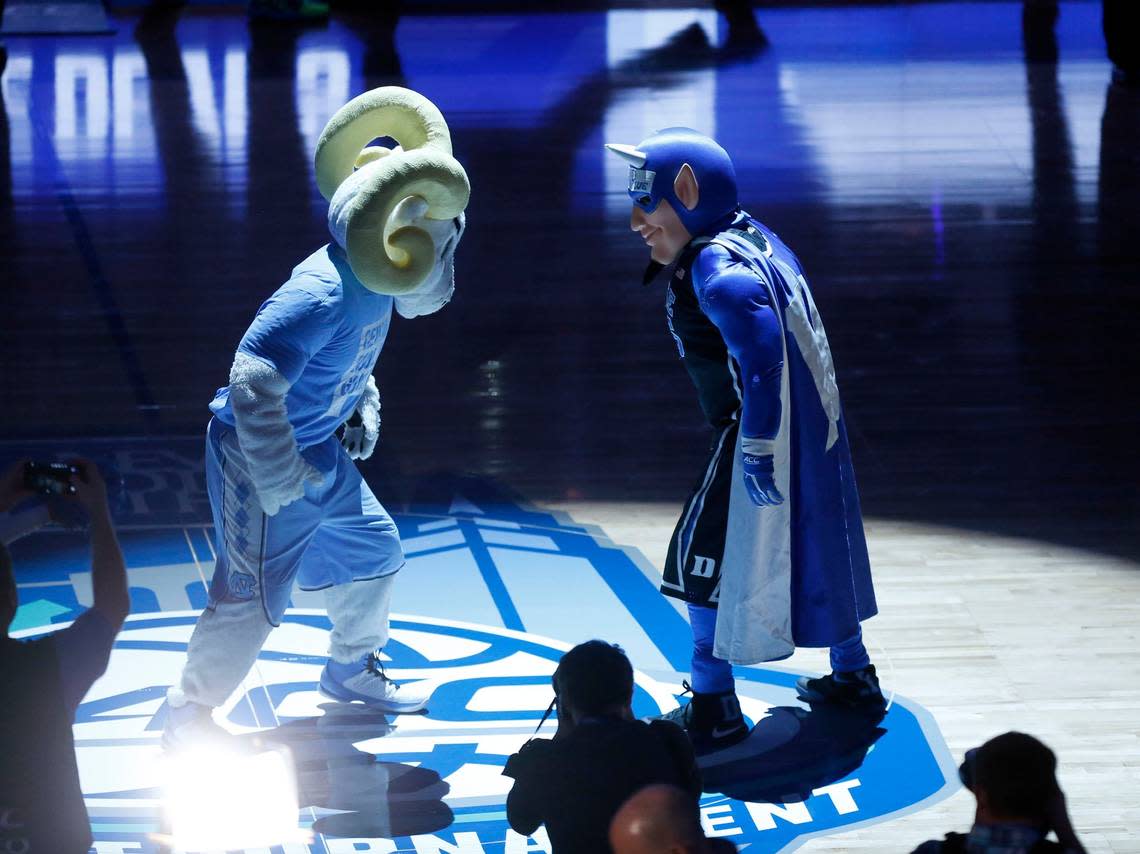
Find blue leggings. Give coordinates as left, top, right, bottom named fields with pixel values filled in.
left=687, top=604, right=870, bottom=694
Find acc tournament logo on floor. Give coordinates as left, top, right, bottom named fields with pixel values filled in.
left=10, top=478, right=958, bottom=852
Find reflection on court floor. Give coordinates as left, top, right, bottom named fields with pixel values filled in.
left=10, top=465, right=955, bottom=852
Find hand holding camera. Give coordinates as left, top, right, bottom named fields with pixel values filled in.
left=24, top=461, right=80, bottom=496
left=2, top=459, right=111, bottom=523
left=66, top=460, right=112, bottom=521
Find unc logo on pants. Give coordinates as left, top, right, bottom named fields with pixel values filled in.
left=228, top=571, right=257, bottom=600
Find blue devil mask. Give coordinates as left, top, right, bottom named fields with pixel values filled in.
left=606, top=128, right=738, bottom=237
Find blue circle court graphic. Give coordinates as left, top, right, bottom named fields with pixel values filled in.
left=7, top=476, right=960, bottom=853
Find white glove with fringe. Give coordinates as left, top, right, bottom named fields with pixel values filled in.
left=341, top=375, right=381, bottom=460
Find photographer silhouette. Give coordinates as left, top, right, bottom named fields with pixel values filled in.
left=0, top=459, right=129, bottom=854
left=504, top=641, right=701, bottom=854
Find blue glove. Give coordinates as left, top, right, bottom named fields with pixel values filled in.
left=741, top=438, right=784, bottom=507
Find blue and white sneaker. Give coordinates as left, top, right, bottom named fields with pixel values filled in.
left=162, top=699, right=240, bottom=752
left=319, top=650, right=429, bottom=713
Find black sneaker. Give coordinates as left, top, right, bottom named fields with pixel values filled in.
left=653, top=682, right=750, bottom=752
left=796, top=665, right=885, bottom=709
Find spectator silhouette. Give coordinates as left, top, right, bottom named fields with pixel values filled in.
left=503, top=640, right=700, bottom=854
left=1103, top=0, right=1139, bottom=86
left=1022, top=0, right=1059, bottom=64
left=0, top=460, right=129, bottom=854
left=910, top=731, right=1086, bottom=854
left=610, top=783, right=736, bottom=854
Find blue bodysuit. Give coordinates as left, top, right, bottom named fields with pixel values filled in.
left=663, top=212, right=876, bottom=664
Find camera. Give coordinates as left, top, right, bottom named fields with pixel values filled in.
left=958, top=747, right=978, bottom=791
left=24, top=461, right=79, bottom=496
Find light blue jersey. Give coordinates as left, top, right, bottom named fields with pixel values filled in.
left=210, top=243, right=393, bottom=471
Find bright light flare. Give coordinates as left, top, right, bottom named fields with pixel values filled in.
left=158, top=744, right=310, bottom=851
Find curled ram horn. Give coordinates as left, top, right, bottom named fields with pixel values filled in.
left=316, top=86, right=470, bottom=295
left=354, top=144, right=400, bottom=169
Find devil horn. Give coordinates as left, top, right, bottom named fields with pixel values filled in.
left=604, top=143, right=648, bottom=168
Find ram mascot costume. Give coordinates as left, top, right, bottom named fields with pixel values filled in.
left=164, top=87, right=470, bottom=748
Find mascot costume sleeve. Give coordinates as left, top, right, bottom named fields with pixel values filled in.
left=606, top=129, right=882, bottom=752
left=164, top=87, right=470, bottom=748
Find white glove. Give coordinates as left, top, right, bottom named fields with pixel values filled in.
left=228, top=351, right=323, bottom=516
left=341, top=375, right=381, bottom=460
left=394, top=202, right=466, bottom=320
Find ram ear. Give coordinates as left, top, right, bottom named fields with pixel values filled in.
left=315, top=86, right=453, bottom=202
left=342, top=148, right=470, bottom=295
